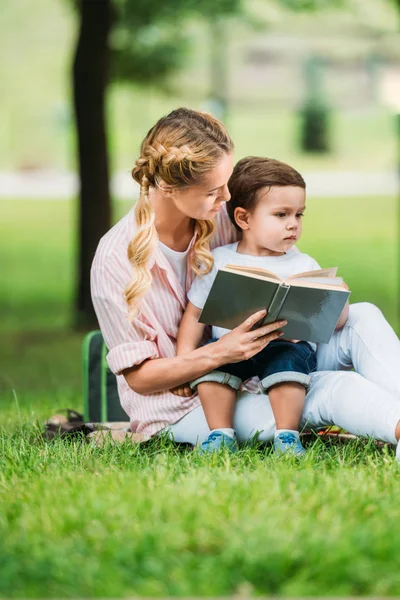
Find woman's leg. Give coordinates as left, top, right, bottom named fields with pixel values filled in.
left=317, top=303, right=400, bottom=398
left=302, top=371, right=400, bottom=445
left=167, top=370, right=400, bottom=447
left=166, top=403, right=211, bottom=446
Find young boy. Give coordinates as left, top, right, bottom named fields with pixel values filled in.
left=176, top=157, right=349, bottom=455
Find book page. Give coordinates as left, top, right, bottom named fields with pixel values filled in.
left=293, top=276, right=343, bottom=286
left=288, top=279, right=348, bottom=292
left=223, top=264, right=282, bottom=282
left=286, top=267, right=338, bottom=281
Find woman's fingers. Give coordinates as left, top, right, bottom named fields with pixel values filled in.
left=249, top=329, right=284, bottom=352
left=237, top=310, right=287, bottom=337
left=238, top=309, right=267, bottom=332
left=249, top=319, right=287, bottom=341
left=171, top=385, right=193, bottom=397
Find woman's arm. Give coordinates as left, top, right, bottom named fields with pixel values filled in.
left=176, top=302, right=205, bottom=356
left=123, top=310, right=287, bottom=394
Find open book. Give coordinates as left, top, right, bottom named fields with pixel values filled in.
left=199, top=265, right=350, bottom=344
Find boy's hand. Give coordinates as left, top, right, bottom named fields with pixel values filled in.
left=170, top=384, right=193, bottom=397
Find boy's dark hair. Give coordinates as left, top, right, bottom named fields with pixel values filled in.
left=227, top=157, right=306, bottom=231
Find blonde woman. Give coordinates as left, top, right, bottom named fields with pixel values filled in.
left=91, top=107, right=400, bottom=459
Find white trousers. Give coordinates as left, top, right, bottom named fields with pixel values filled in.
left=168, top=303, right=400, bottom=446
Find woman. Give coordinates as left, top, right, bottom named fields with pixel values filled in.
left=91, top=107, right=400, bottom=459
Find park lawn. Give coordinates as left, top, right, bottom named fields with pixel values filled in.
left=0, top=196, right=400, bottom=597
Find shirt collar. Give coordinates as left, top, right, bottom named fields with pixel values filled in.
left=128, top=207, right=198, bottom=303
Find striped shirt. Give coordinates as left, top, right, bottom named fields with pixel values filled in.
left=92, top=204, right=261, bottom=437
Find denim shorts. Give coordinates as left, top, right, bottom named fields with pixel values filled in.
left=190, top=339, right=317, bottom=393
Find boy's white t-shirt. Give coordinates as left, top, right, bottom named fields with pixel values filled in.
left=188, top=242, right=321, bottom=340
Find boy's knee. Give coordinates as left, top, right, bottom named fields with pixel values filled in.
left=190, top=370, right=242, bottom=391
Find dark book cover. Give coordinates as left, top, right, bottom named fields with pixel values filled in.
left=199, top=269, right=350, bottom=344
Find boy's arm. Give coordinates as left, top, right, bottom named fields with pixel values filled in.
left=335, top=282, right=350, bottom=330
left=177, top=301, right=205, bottom=355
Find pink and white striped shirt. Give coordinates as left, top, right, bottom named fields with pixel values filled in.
left=92, top=204, right=258, bottom=437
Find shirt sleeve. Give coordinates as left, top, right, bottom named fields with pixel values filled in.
left=306, top=256, right=322, bottom=271
left=91, top=262, right=159, bottom=375
left=187, top=263, right=219, bottom=310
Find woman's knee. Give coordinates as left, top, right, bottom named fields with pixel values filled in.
left=348, top=302, right=383, bottom=325
left=234, top=391, right=275, bottom=443
left=305, top=371, right=364, bottom=426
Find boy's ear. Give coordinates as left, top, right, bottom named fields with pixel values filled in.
left=234, top=207, right=250, bottom=230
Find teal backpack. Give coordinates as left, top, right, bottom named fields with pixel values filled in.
left=82, top=331, right=129, bottom=423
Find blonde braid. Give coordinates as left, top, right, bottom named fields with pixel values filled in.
left=125, top=173, right=158, bottom=319
left=125, top=108, right=234, bottom=320
left=190, top=219, right=215, bottom=275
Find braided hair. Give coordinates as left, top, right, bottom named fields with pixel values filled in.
left=125, top=108, right=234, bottom=319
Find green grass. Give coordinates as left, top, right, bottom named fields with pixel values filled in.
left=1, top=433, right=399, bottom=597
left=1, top=197, right=400, bottom=597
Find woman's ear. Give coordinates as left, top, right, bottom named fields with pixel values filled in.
left=234, top=207, right=250, bottom=230
left=157, top=179, right=175, bottom=198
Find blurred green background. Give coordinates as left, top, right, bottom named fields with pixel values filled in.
left=0, top=0, right=399, bottom=414
left=1, top=0, right=399, bottom=171
left=1, top=2, right=400, bottom=597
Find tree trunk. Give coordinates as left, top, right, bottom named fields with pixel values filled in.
left=73, top=0, right=112, bottom=329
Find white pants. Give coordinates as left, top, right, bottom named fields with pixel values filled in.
left=168, top=303, right=400, bottom=446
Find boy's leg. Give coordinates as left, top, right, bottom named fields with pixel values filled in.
left=197, top=381, right=236, bottom=430
left=190, top=354, right=255, bottom=422
left=268, top=383, right=307, bottom=456
left=254, top=341, right=316, bottom=455
left=268, top=382, right=306, bottom=431
left=255, top=340, right=316, bottom=427
left=189, top=358, right=254, bottom=452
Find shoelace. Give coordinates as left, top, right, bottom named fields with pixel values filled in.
left=277, top=433, right=297, bottom=445
left=207, top=431, right=225, bottom=442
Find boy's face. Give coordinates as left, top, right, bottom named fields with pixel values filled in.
left=237, top=185, right=306, bottom=256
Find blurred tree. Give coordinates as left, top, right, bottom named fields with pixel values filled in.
left=72, top=0, right=240, bottom=329
left=299, top=55, right=331, bottom=153
left=72, top=0, right=340, bottom=328
left=73, top=0, right=112, bottom=330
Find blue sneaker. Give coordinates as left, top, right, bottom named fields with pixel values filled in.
left=199, top=431, right=238, bottom=454
left=274, top=432, right=306, bottom=457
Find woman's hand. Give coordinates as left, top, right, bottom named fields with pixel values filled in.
left=210, top=309, right=287, bottom=366
left=170, top=384, right=193, bottom=397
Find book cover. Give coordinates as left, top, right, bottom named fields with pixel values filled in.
left=199, top=268, right=350, bottom=344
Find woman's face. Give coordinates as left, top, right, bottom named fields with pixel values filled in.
left=169, top=152, right=234, bottom=220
